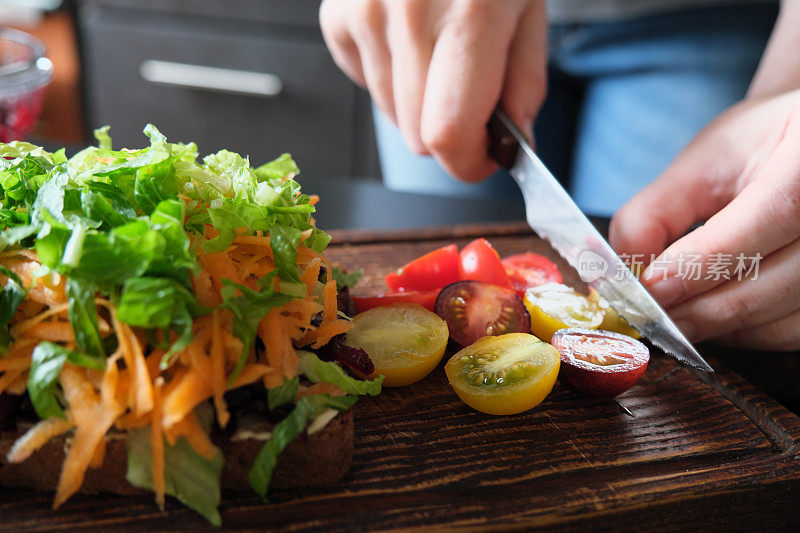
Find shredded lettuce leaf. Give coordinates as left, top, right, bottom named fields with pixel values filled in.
left=248, top=394, right=358, bottom=499
left=126, top=405, right=224, bottom=527
left=27, top=341, right=105, bottom=419
left=298, top=350, right=383, bottom=396
left=331, top=266, right=363, bottom=291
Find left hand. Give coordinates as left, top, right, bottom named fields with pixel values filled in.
left=609, top=89, right=800, bottom=351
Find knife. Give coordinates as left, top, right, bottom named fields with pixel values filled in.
left=487, top=108, right=713, bottom=373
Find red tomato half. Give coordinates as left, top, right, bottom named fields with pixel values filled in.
left=459, top=239, right=513, bottom=290
left=502, top=252, right=562, bottom=296
left=550, top=328, right=650, bottom=398
left=352, top=291, right=439, bottom=313
left=385, top=244, right=460, bottom=292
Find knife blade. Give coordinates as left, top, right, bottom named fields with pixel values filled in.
left=488, top=108, right=713, bottom=372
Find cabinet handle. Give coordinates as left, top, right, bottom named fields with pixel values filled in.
left=139, top=60, right=283, bottom=98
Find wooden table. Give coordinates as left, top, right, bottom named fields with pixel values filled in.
left=2, top=223, right=800, bottom=531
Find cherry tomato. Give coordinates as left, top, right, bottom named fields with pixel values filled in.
left=588, top=288, right=642, bottom=339
left=523, top=283, right=604, bottom=342
left=434, top=280, right=530, bottom=346
left=502, top=252, right=563, bottom=296
left=385, top=244, right=460, bottom=292
left=352, top=290, right=439, bottom=313
left=344, top=303, right=449, bottom=387
left=551, top=328, right=650, bottom=398
left=444, top=333, right=560, bottom=415
left=459, top=238, right=513, bottom=290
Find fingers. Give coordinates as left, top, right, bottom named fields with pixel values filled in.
left=609, top=135, right=734, bottom=264
left=500, top=0, right=547, bottom=141
left=641, top=116, right=800, bottom=307
left=419, top=3, right=522, bottom=182
left=665, top=237, right=800, bottom=342
left=347, top=1, right=396, bottom=121
left=320, top=0, right=366, bottom=87
left=714, top=306, right=800, bottom=351
left=387, top=1, right=435, bottom=154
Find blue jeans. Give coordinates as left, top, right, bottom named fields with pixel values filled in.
left=374, top=4, right=778, bottom=217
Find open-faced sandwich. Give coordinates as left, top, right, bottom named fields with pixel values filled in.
left=0, top=126, right=382, bottom=525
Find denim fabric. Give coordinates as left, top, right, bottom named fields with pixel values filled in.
left=374, top=3, right=777, bottom=217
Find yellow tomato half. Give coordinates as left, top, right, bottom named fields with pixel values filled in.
left=588, top=288, right=642, bottom=339
left=523, top=283, right=604, bottom=342
left=444, top=333, right=560, bottom=415
left=343, top=303, right=449, bottom=387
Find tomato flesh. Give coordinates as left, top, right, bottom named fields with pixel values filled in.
left=459, top=238, right=513, bottom=290
left=587, top=288, right=642, bottom=339
left=385, top=244, right=460, bottom=292
left=352, top=290, right=438, bottom=313
left=524, top=283, right=604, bottom=342
left=344, top=303, right=449, bottom=387
left=434, top=280, right=530, bottom=346
left=445, top=333, right=560, bottom=415
left=551, top=328, right=650, bottom=398
left=502, top=252, right=563, bottom=296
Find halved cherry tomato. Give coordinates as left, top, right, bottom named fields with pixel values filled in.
left=588, top=288, right=642, bottom=339
left=502, top=252, right=563, bottom=296
left=459, top=238, right=513, bottom=290
left=352, top=291, right=439, bottom=313
left=551, top=328, right=650, bottom=398
left=385, top=244, right=460, bottom=292
left=523, top=283, right=604, bottom=342
left=434, top=280, right=530, bottom=346
left=444, top=333, right=560, bottom=415
left=344, top=303, right=449, bottom=387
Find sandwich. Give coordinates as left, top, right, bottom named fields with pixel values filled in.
left=0, top=126, right=382, bottom=525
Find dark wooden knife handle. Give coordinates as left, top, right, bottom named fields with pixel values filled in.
left=487, top=108, right=520, bottom=170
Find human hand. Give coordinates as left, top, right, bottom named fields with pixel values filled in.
left=320, top=0, right=547, bottom=181
left=610, top=90, right=800, bottom=350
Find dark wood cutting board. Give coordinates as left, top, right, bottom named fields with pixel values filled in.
left=2, top=223, right=800, bottom=531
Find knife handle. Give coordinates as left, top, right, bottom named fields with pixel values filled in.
left=487, top=109, right=520, bottom=170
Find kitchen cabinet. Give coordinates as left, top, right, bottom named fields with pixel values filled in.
left=75, top=0, right=380, bottom=188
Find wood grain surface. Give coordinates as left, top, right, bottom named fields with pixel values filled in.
left=2, top=223, right=800, bottom=531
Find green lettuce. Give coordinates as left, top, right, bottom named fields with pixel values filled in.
left=126, top=406, right=224, bottom=527
left=27, top=341, right=105, bottom=419
left=298, top=350, right=383, bottom=396
left=248, top=394, right=358, bottom=499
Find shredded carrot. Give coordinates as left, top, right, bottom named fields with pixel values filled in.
left=113, top=317, right=153, bottom=417
left=164, top=410, right=217, bottom=461
left=151, top=377, right=165, bottom=511
left=20, top=321, right=74, bottom=342
left=322, top=274, right=338, bottom=325
left=210, top=310, right=229, bottom=428
left=54, top=358, right=123, bottom=508
left=227, top=364, right=271, bottom=390
left=162, top=368, right=213, bottom=428
left=89, top=439, right=106, bottom=469
left=6, top=418, right=73, bottom=463
left=300, top=257, right=322, bottom=297
left=296, top=382, right=344, bottom=399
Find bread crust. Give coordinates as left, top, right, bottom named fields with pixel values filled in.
left=0, top=408, right=353, bottom=496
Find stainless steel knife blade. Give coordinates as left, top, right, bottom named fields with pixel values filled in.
left=488, top=108, right=713, bottom=372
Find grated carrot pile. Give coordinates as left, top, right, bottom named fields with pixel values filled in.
left=0, top=229, right=353, bottom=508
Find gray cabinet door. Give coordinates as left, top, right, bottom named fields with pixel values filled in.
left=79, top=12, right=358, bottom=186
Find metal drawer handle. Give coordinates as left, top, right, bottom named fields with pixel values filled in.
left=139, top=60, right=283, bottom=98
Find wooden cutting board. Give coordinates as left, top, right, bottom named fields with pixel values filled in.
left=2, top=223, right=800, bottom=531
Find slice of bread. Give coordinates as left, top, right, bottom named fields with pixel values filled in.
left=0, top=407, right=353, bottom=495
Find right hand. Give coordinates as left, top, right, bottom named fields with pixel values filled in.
left=320, top=0, right=547, bottom=182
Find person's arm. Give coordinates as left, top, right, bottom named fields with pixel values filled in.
left=319, top=0, right=547, bottom=182
left=747, top=0, right=800, bottom=98
left=609, top=1, right=800, bottom=350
